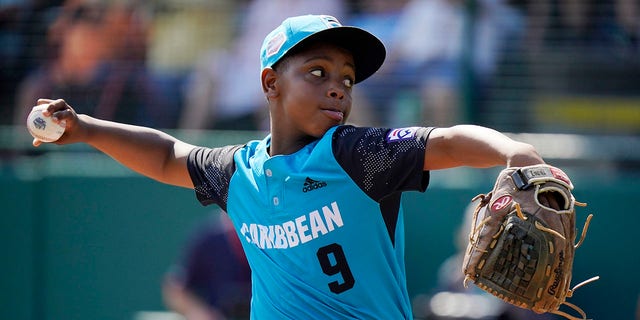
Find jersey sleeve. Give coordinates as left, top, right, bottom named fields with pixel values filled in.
left=332, top=125, right=434, bottom=202
left=187, top=145, right=242, bottom=210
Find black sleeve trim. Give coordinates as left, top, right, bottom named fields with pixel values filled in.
left=332, top=125, right=433, bottom=202
left=187, top=145, right=243, bottom=210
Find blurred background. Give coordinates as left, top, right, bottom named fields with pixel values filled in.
left=1, top=0, right=638, bottom=319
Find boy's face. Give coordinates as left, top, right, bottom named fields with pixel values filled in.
left=268, top=43, right=356, bottom=138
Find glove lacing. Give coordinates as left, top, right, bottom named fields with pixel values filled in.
left=466, top=193, right=599, bottom=320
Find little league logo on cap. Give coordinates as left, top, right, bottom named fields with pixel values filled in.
left=265, top=31, right=287, bottom=58
left=262, top=15, right=345, bottom=66
left=260, top=14, right=386, bottom=84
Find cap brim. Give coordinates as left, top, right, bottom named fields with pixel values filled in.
left=294, top=26, right=386, bottom=84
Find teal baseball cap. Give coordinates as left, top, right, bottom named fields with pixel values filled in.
left=260, top=14, right=386, bottom=84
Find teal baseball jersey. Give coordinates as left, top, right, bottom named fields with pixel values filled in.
left=187, top=125, right=433, bottom=319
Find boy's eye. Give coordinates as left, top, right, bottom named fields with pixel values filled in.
left=309, top=68, right=353, bottom=88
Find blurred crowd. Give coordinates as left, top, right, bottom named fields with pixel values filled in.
left=2, top=0, right=639, bottom=132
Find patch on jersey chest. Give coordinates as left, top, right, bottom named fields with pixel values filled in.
left=386, top=127, right=418, bottom=142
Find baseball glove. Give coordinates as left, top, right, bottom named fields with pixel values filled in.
left=462, top=164, right=598, bottom=320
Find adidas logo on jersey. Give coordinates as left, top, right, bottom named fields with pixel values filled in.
left=302, top=177, right=327, bottom=193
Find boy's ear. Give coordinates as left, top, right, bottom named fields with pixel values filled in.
left=261, top=68, right=278, bottom=98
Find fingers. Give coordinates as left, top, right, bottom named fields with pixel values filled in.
left=547, top=195, right=560, bottom=210
left=538, top=192, right=561, bottom=210
left=50, top=110, right=72, bottom=126
left=538, top=194, right=547, bottom=207
left=30, top=98, right=78, bottom=147
left=38, top=98, right=65, bottom=113
left=36, top=99, right=56, bottom=116
left=36, top=99, right=75, bottom=124
left=37, top=98, right=54, bottom=106
left=32, top=138, right=42, bottom=147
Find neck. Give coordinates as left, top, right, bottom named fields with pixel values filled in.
left=268, top=131, right=317, bottom=157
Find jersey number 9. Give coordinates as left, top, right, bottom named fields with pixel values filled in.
left=316, top=243, right=355, bottom=294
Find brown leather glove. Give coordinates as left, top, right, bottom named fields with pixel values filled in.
left=462, top=165, right=598, bottom=320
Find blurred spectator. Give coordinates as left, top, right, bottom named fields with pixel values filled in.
left=510, top=0, right=639, bottom=53
left=347, top=0, right=409, bottom=59
left=0, top=0, right=61, bottom=125
left=14, top=0, right=179, bottom=128
left=614, top=0, right=639, bottom=48
left=355, top=0, right=514, bottom=128
left=345, top=0, right=409, bottom=126
left=146, top=0, right=237, bottom=78
left=177, top=0, right=346, bottom=131
left=163, top=213, right=251, bottom=320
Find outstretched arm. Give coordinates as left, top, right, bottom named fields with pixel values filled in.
left=33, top=99, right=195, bottom=188
left=424, top=125, right=545, bottom=170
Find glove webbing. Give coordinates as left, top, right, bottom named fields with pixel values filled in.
left=466, top=197, right=599, bottom=320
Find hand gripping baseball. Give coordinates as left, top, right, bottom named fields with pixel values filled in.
left=28, top=99, right=79, bottom=147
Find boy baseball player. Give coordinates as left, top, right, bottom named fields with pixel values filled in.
left=31, top=15, right=551, bottom=319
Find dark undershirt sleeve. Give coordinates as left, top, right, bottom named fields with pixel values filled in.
left=187, top=145, right=243, bottom=211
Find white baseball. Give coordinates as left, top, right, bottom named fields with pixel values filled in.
left=26, top=105, right=66, bottom=142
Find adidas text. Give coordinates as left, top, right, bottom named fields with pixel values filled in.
left=303, top=178, right=327, bottom=192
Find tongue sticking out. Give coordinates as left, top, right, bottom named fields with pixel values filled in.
left=323, top=109, right=344, bottom=122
